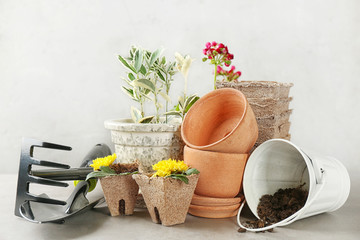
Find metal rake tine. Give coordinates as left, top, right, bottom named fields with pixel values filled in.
left=22, top=138, right=72, bottom=157
left=27, top=193, right=67, bottom=206
left=33, top=159, right=70, bottom=169
left=39, top=141, right=72, bottom=151
left=29, top=176, right=69, bottom=187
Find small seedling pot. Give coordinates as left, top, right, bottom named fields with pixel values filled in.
left=184, top=146, right=248, bottom=198
left=100, top=175, right=139, bottom=216
left=132, top=173, right=199, bottom=226
left=181, top=88, right=258, bottom=154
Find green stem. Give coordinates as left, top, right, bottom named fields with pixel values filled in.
left=140, top=101, right=144, bottom=118
left=214, top=64, right=218, bottom=90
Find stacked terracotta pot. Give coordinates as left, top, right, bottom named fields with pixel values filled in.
left=181, top=88, right=258, bottom=218
left=216, top=81, right=293, bottom=148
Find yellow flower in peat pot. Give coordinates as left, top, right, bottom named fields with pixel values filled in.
left=132, top=159, right=200, bottom=226
left=86, top=154, right=140, bottom=216
left=90, top=153, right=117, bottom=170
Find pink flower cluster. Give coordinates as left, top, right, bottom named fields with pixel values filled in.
left=203, top=41, right=234, bottom=67
left=217, top=65, right=242, bottom=83
left=202, top=41, right=242, bottom=86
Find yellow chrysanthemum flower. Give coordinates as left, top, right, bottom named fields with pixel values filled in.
left=90, top=153, right=117, bottom=171
left=152, top=159, right=189, bottom=177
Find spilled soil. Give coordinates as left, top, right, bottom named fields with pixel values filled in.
left=239, top=184, right=308, bottom=233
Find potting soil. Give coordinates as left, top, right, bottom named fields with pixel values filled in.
left=239, top=184, right=308, bottom=232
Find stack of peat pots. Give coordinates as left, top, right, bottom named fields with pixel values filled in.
left=181, top=88, right=258, bottom=218
left=216, top=81, right=293, bottom=149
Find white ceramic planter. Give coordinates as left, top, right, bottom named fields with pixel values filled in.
left=104, top=118, right=184, bottom=172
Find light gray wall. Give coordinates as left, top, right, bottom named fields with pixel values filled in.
left=1, top=0, right=359, bottom=176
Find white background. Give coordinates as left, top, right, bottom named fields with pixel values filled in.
left=1, top=0, right=359, bottom=179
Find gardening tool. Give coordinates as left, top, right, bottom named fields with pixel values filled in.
left=14, top=137, right=112, bottom=223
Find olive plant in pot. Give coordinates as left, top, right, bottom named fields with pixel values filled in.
left=105, top=46, right=199, bottom=172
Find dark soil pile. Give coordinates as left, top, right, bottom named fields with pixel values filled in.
left=110, top=162, right=139, bottom=174
left=239, top=184, right=308, bottom=233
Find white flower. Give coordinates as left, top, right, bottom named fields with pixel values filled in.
left=175, top=52, right=194, bottom=80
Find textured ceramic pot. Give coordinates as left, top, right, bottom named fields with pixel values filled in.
left=104, top=118, right=184, bottom=172
left=184, top=146, right=248, bottom=198
left=132, top=174, right=199, bottom=226
left=100, top=175, right=139, bottom=216
left=181, top=88, right=258, bottom=154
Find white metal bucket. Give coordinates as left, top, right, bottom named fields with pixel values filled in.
left=237, top=139, right=350, bottom=232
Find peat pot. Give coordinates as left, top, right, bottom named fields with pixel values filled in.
left=104, top=119, right=184, bottom=172
left=133, top=174, right=199, bottom=226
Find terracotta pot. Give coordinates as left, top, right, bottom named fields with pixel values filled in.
left=191, top=194, right=244, bottom=207
left=188, top=203, right=240, bottom=218
left=181, top=88, right=258, bottom=153
left=184, top=146, right=248, bottom=198
left=100, top=175, right=139, bottom=216
left=132, top=174, right=199, bottom=226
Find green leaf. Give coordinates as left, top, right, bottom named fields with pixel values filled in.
left=164, top=111, right=181, bottom=117
left=139, top=116, right=154, bottom=123
left=86, top=171, right=116, bottom=181
left=175, top=104, right=180, bottom=111
left=139, top=65, right=147, bottom=75
left=202, top=57, right=208, bottom=62
left=133, top=79, right=156, bottom=92
left=160, top=92, right=171, bottom=102
left=134, top=49, right=144, bottom=73
left=167, top=61, right=176, bottom=72
left=118, top=55, right=136, bottom=73
left=149, top=48, right=163, bottom=67
left=185, top=168, right=200, bottom=175
left=128, top=73, right=135, bottom=81
left=161, top=56, right=166, bottom=65
left=121, top=87, right=138, bottom=101
left=85, top=170, right=139, bottom=181
left=157, top=70, right=165, bottom=81
left=99, top=166, right=116, bottom=174
left=184, top=95, right=200, bottom=113
left=169, top=174, right=189, bottom=184
left=131, top=106, right=142, bottom=123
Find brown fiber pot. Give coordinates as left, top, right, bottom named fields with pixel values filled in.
left=132, top=174, right=199, bottom=226
left=184, top=146, right=248, bottom=198
left=100, top=175, right=139, bottom=216
left=181, top=88, right=258, bottom=153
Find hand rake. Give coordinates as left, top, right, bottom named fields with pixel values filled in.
left=14, top=137, right=112, bottom=223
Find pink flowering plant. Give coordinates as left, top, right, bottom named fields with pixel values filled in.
left=202, top=41, right=242, bottom=89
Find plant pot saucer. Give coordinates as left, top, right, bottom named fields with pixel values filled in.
left=188, top=203, right=241, bottom=218
left=191, top=194, right=244, bottom=207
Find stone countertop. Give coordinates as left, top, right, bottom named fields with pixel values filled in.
left=1, top=174, right=359, bottom=240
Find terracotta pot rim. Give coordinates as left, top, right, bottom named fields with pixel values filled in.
left=189, top=203, right=240, bottom=211
left=191, top=194, right=243, bottom=206
left=184, top=146, right=249, bottom=158
left=181, top=89, right=248, bottom=149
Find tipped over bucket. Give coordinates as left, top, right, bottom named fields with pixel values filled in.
left=238, top=139, right=350, bottom=231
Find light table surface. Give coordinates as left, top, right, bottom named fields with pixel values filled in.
left=1, top=174, right=359, bottom=240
